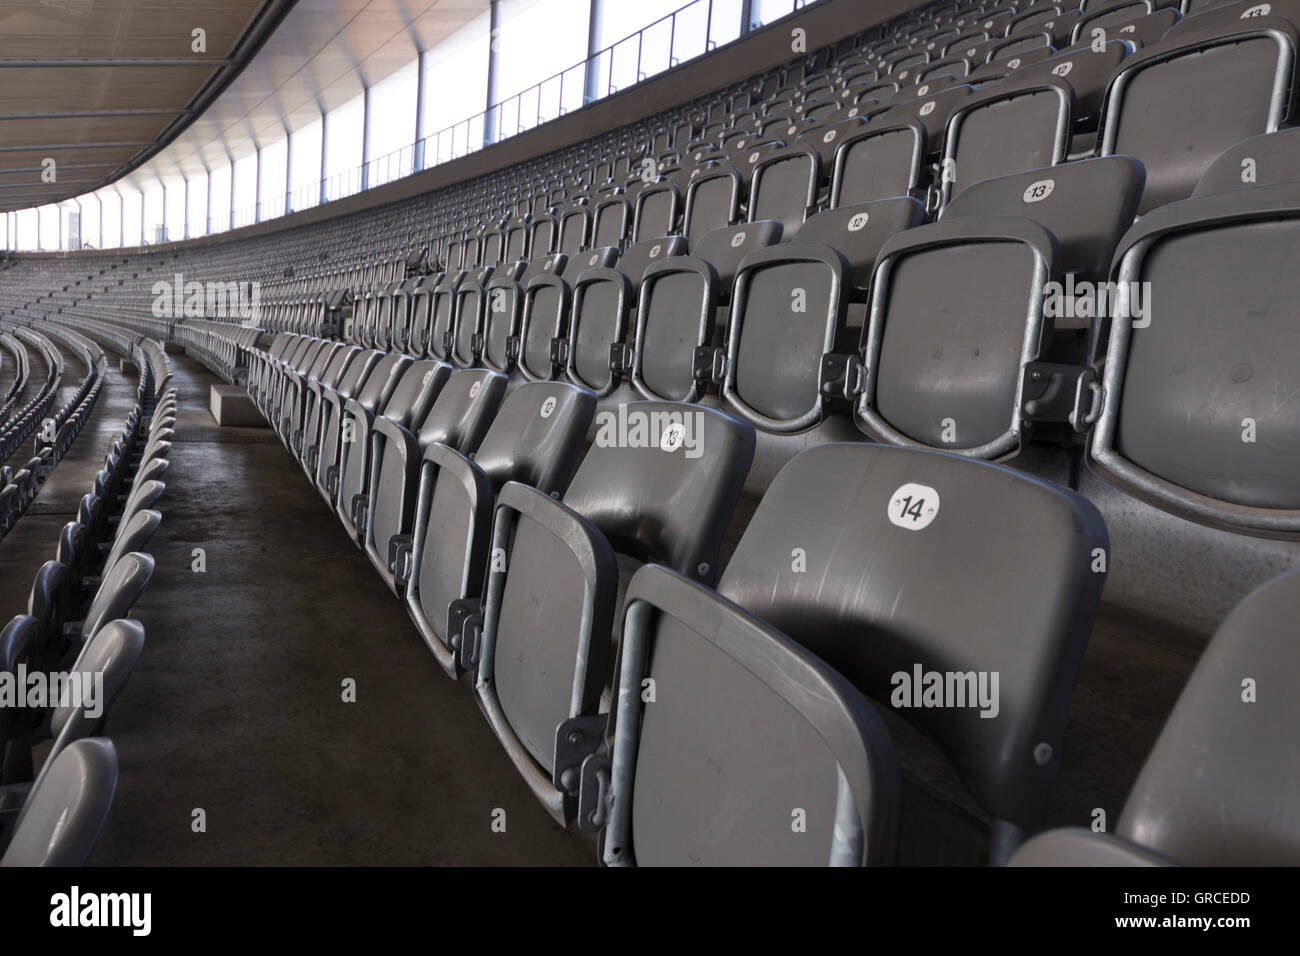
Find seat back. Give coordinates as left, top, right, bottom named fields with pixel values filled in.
left=748, top=146, right=823, bottom=235
left=795, top=199, right=928, bottom=290
left=517, top=275, right=572, bottom=382
left=603, top=561, right=900, bottom=866
left=380, top=360, right=450, bottom=431
left=941, top=156, right=1144, bottom=282
left=615, top=236, right=687, bottom=286
left=632, top=182, right=682, bottom=242
left=1192, top=126, right=1300, bottom=196
left=416, top=369, right=508, bottom=453
left=82, top=552, right=154, bottom=645
left=101, top=509, right=162, bottom=575
left=718, top=442, right=1108, bottom=834
left=631, top=256, right=720, bottom=404
left=565, top=268, right=634, bottom=396
left=683, top=166, right=744, bottom=244
left=831, top=120, right=928, bottom=207
left=1110, top=567, right=1300, bottom=864
left=404, top=382, right=596, bottom=671
left=856, top=216, right=1061, bottom=459
left=1, top=738, right=117, bottom=867
left=476, top=403, right=753, bottom=820
left=1088, top=180, right=1300, bottom=535
left=691, top=221, right=783, bottom=294
left=354, top=352, right=409, bottom=411
left=939, top=76, right=1074, bottom=207
left=722, top=243, right=852, bottom=432
left=1099, top=18, right=1298, bottom=212
left=52, top=619, right=145, bottom=755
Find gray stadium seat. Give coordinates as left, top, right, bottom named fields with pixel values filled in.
left=746, top=145, right=823, bottom=236
left=941, top=155, right=1144, bottom=282
left=719, top=243, right=852, bottom=433
left=0, top=738, right=117, bottom=867
left=71, top=552, right=153, bottom=657
left=584, top=560, right=901, bottom=866
left=683, top=165, right=744, bottom=244
left=46, top=619, right=145, bottom=768
left=562, top=268, right=634, bottom=397
left=516, top=274, right=572, bottom=383
left=1011, top=567, right=1300, bottom=866
left=1098, top=15, right=1298, bottom=212
left=338, top=360, right=450, bottom=541
left=1087, top=179, right=1300, bottom=535
left=1005, top=38, right=1131, bottom=127
left=315, top=352, right=407, bottom=506
left=1192, top=126, right=1300, bottom=196
left=422, top=275, right=462, bottom=362
left=472, top=402, right=754, bottom=824
left=691, top=220, right=784, bottom=294
left=855, top=216, right=1061, bottom=459
left=629, top=256, right=720, bottom=404
left=707, top=442, right=1107, bottom=862
left=400, top=381, right=596, bottom=676
left=830, top=119, right=928, bottom=208
left=301, top=347, right=377, bottom=474
left=795, top=198, right=928, bottom=290
left=98, top=509, right=161, bottom=582
left=631, top=181, right=682, bottom=242
left=882, top=83, right=976, bottom=144
left=939, top=75, right=1075, bottom=207
left=360, top=369, right=508, bottom=591
left=449, top=280, right=487, bottom=368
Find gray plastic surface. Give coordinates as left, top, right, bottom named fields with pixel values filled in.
left=1117, top=568, right=1300, bottom=864
left=1, top=738, right=117, bottom=867
left=719, top=443, right=1108, bottom=829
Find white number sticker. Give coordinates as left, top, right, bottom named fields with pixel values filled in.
left=888, top=483, right=940, bottom=530
left=1022, top=179, right=1055, bottom=203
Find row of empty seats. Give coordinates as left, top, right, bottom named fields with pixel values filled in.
left=0, top=324, right=108, bottom=540
left=0, top=0, right=1295, bottom=865
left=242, top=330, right=1298, bottom=864
left=0, top=338, right=173, bottom=865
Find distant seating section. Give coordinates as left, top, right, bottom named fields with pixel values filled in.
left=2, top=0, right=1299, bottom=866
left=0, top=334, right=172, bottom=865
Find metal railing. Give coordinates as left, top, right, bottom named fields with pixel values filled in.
left=215, top=0, right=817, bottom=233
